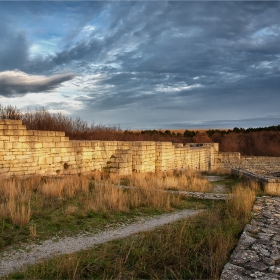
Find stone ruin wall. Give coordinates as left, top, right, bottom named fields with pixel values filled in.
left=214, top=151, right=280, bottom=193
left=0, top=120, right=217, bottom=177
left=1, top=119, right=280, bottom=191
left=214, top=152, right=280, bottom=173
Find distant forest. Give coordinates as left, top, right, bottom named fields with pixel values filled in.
left=1, top=104, right=280, bottom=157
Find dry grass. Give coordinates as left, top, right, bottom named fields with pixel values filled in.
left=0, top=175, right=90, bottom=226
left=85, top=178, right=180, bottom=213
left=0, top=170, right=255, bottom=228
left=39, top=175, right=89, bottom=198
left=2, top=171, right=258, bottom=279
left=126, top=170, right=212, bottom=192
left=0, top=170, right=204, bottom=226
left=19, top=195, right=253, bottom=280
left=227, top=181, right=256, bottom=219
left=29, top=224, right=37, bottom=237
left=0, top=179, right=32, bottom=225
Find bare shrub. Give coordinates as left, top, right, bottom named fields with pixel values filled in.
left=0, top=104, right=22, bottom=120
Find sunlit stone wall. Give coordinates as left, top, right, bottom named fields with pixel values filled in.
left=0, top=119, right=280, bottom=177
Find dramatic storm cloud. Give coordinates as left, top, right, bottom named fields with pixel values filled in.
left=0, top=70, right=75, bottom=96
left=0, top=1, right=280, bottom=129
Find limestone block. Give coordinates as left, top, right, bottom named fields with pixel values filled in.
left=23, top=165, right=39, bottom=171
left=61, top=148, right=71, bottom=153
left=10, top=167, right=28, bottom=173
left=25, top=136, right=40, bottom=142
left=15, top=155, right=30, bottom=160
left=84, top=142, right=93, bottom=147
left=53, top=156, right=62, bottom=163
left=61, top=156, right=70, bottom=162
left=44, top=157, right=53, bottom=164
left=42, top=142, right=54, bottom=148
left=55, top=142, right=66, bottom=148
left=14, top=124, right=26, bottom=130
left=29, top=143, right=43, bottom=149
left=4, top=142, right=13, bottom=150
left=61, top=137, right=69, bottom=142
left=69, top=156, right=75, bottom=161
left=46, top=131, right=55, bottom=137
left=33, top=131, right=48, bottom=137
left=23, top=131, right=34, bottom=136
left=5, top=125, right=19, bottom=130
left=45, top=137, right=57, bottom=143
left=62, top=142, right=72, bottom=148
left=0, top=119, right=22, bottom=125
left=3, top=129, right=21, bottom=136
left=0, top=135, right=10, bottom=141
left=4, top=155, right=16, bottom=161
left=17, top=136, right=29, bottom=143
left=48, top=148, right=59, bottom=154
left=54, top=131, right=65, bottom=137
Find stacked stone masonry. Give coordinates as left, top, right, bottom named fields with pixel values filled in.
left=221, top=197, right=280, bottom=280
left=1, top=120, right=280, bottom=185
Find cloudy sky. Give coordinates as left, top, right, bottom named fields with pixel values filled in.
left=0, top=1, right=280, bottom=129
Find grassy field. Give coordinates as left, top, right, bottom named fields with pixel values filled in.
left=1, top=170, right=257, bottom=279
left=0, top=170, right=213, bottom=250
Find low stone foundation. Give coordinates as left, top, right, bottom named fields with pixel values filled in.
left=232, top=168, right=280, bottom=195
left=220, top=197, right=280, bottom=280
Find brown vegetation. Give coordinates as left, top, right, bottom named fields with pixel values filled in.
left=13, top=180, right=256, bottom=280
left=0, top=170, right=209, bottom=226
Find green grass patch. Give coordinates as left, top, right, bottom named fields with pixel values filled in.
left=0, top=193, right=208, bottom=251
left=7, top=199, right=250, bottom=280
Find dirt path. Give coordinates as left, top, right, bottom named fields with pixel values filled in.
left=0, top=209, right=204, bottom=277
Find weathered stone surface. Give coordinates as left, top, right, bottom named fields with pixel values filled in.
left=220, top=263, right=252, bottom=280
left=231, top=250, right=260, bottom=264
left=220, top=197, right=280, bottom=280
left=237, top=231, right=257, bottom=249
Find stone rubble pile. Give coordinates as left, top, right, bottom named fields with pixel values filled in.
left=220, top=196, right=280, bottom=280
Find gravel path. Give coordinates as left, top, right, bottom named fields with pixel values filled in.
left=0, top=209, right=204, bottom=277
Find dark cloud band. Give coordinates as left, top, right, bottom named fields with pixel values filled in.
left=0, top=70, right=75, bottom=97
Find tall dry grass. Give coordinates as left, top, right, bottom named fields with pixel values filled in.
left=226, top=181, right=256, bottom=219
left=126, top=170, right=212, bottom=192
left=39, top=175, right=89, bottom=198
left=85, top=178, right=180, bottom=213
left=0, top=179, right=32, bottom=225
left=0, top=175, right=90, bottom=225
left=1, top=171, right=203, bottom=225
left=3, top=171, right=258, bottom=279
